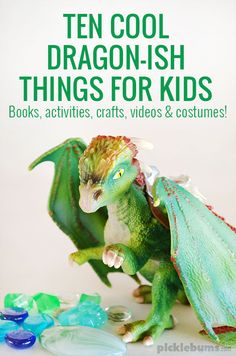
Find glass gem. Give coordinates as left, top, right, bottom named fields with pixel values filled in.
left=52, top=306, right=73, bottom=318
left=58, top=301, right=107, bottom=328
left=40, top=326, right=126, bottom=356
left=33, top=293, right=60, bottom=314
left=23, top=313, right=54, bottom=336
left=4, top=293, right=34, bottom=311
left=79, top=293, right=101, bottom=305
left=105, top=305, right=132, bottom=322
left=0, top=307, right=29, bottom=323
left=0, top=320, right=19, bottom=342
left=58, top=292, right=80, bottom=305
left=5, top=330, right=36, bottom=349
left=53, top=293, right=80, bottom=317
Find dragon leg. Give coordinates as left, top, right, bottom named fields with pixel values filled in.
left=136, top=260, right=189, bottom=305
left=133, top=283, right=188, bottom=306
left=177, top=289, right=190, bottom=305
left=70, top=246, right=104, bottom=265
left=134, top=259, right=188, bottom=305
left=71, top=243, right=142, bottom=272
left=117, top=261, right=180, bottom=345
left=134, top=259, right=159, bottom=304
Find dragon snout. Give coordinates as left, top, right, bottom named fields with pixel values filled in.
left=79, top=184, right=103, bottom=213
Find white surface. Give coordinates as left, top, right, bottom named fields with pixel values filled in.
left=0, top=0, right=236, bottom=355
left=0, top=286, right=234, bottom=356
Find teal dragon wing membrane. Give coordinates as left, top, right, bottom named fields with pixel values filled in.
left=153, top=177, right=236, bottom=347
left=29, top=138, right=114, bottom=286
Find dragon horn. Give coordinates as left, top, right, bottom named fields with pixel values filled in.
left=139, top=161, right=155, bottom=177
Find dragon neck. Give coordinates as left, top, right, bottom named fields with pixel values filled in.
left=107, top=186, right=133, bottom=224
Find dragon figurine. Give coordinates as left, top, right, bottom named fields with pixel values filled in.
left=29, top=135, right=236, bottom=347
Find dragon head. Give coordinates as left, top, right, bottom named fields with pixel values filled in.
left=79, top=135, right=145, bottom=213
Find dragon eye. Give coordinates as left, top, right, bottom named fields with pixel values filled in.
left=113, top=168, right=124, bottom=180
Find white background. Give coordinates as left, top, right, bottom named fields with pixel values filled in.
left=0, top=0, right=235, bottom=355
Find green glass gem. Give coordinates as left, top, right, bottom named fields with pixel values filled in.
left=4, top=294, right=34, bottom=311
left=79, top=293, right=101, bottom=305
left=33, top=293, right=60, bottom=314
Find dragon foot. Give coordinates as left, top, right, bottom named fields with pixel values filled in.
left=102, top=243, right=139, bottom=275
left=102, top=247, right=124, bottom=269
left=133, top=285, right=152, bottom=304
left=117, top=316, right=174, bottom=346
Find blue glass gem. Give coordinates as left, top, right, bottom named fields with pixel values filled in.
left=0, top=307, right=29, bottom=323
left=23, top=313, right=54, bottom=336
left=0, top=320, right=19, bottom=342
left=5, top=330, right=36, bottom=349
left=58, top=301, right=108, bottom=328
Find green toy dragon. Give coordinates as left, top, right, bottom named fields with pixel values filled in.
left=30, top=135, right=236, bottom=347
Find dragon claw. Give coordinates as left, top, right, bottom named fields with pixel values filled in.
left=134, top=296, right=144, bottom=303
left=102, top=248, right=124, bottom=269
left=114, top=255, right=124, bottom=269
left=133, top=285, right=152, bottom=304
left=122, top=332, right=133, bottom=343
left=116, top=318, right=173, bottom=345
left=117, top=325, right=126, bottom=335
left=142, top=336, right=154, bottom=346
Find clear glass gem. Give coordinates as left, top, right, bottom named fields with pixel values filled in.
left=40, top=326, right=126, bottom=356
left=105, top=305, right=132, bottom=322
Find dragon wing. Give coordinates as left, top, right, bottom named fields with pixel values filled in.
left=153, top=177, right=236, bottom=347
left=29, top=138, right=113, bottom=286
